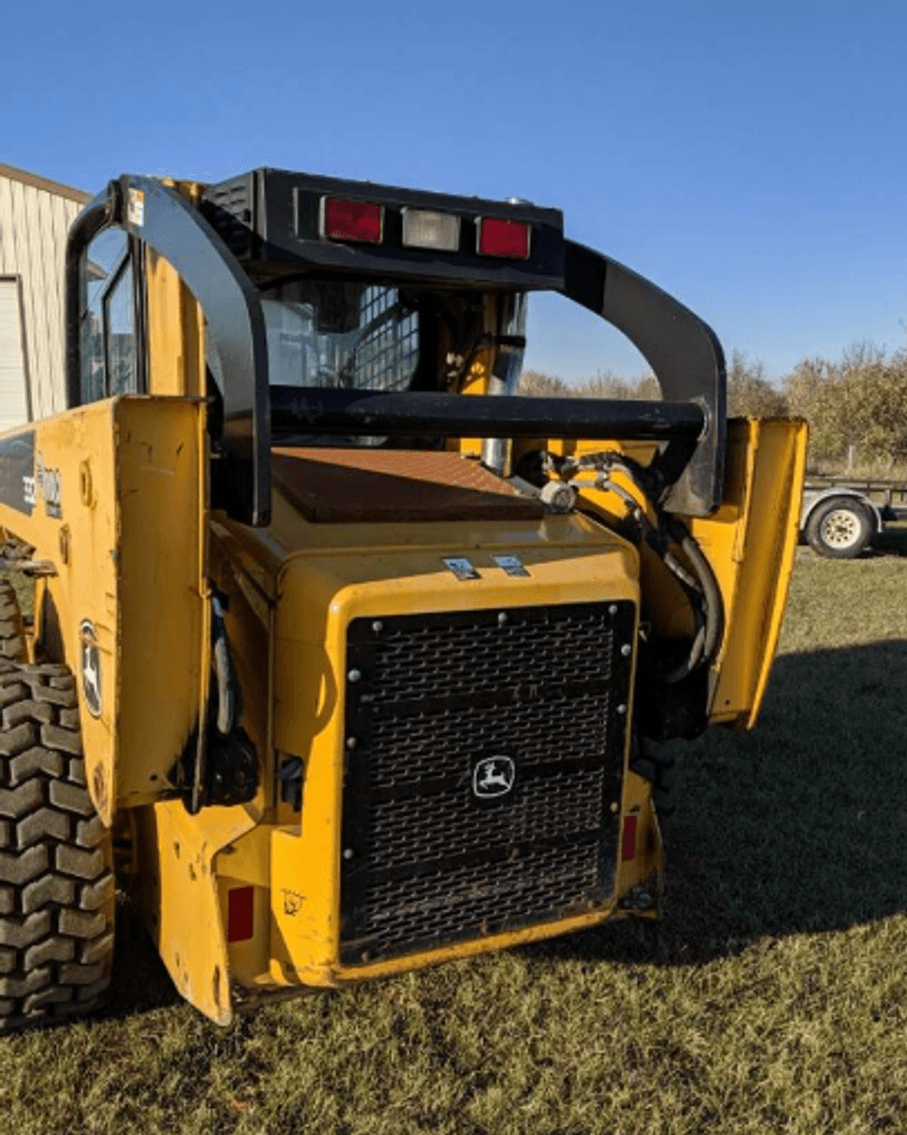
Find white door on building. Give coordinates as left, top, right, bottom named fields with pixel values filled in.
left=0, top=279, right=30, bottom=432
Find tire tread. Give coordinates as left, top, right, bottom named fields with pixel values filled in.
left=0, top=654, right=114, bottom=1031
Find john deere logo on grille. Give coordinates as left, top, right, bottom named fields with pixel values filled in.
left=472, top=756, right=516, bottom=799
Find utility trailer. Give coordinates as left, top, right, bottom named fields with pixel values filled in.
left=0, top=169, right=806, bottom=1028
left=801, top=476, right=907, bottom=558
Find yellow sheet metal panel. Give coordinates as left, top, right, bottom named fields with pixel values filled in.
left=133, top=796, right=260, bottom=1026
left=0, top=396, right=208, bottom=821
left=114, top=397, right=209, bottom=801
left=214, top=822, right=272, bottom=992
left=270, top=821, right=337, bottom=986
left=320, top=909, right=618, bottom=987
left=697, top=418, right=807, bottom=728
left=616, top=769, right=663, bottom=913
left=0, top=402, right=120, bottom=821
left=141, top=505, right=656, bottom=1011
left=144, top=247, right=206, bottom=397
left=268, top=530, right=640, bottom=984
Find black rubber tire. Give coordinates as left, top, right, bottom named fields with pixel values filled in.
left=805, top=496, right=875, bottom=559
left=0, top=661, right=114, bottom=1030
left=0, top=579, right=27, bottom=664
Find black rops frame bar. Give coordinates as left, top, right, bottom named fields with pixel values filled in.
left=270, top=387, right=704, bottom=443
left=65, top=175, right=271, bottom=524
left=65, top=170, right=726, bottom=527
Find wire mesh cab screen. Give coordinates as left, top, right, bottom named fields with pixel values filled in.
left=261, top=281, right=419, bottom=394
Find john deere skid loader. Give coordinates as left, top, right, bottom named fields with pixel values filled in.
left=0, top=170, right=805, bottom=1027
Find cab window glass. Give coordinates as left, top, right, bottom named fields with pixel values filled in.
left=261, top=281, right=419, bottom=392
left=79, top=228, right=139, bottom=402
left=105, top=263, right=136, bottom=395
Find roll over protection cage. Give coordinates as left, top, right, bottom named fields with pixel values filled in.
left=65, top=171, right=726, bottom=528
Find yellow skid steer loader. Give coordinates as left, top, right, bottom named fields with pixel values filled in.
left=0, top=170, right=806, bottom=1027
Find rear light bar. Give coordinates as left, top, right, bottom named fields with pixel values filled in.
left=320, top=195, right=532, bottom=259
left=321, top=197, right=384, bottom=243
left=477, top=216, right=531, bottom=259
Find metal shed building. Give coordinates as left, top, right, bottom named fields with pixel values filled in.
left=0, top=163, right=89, bottom=430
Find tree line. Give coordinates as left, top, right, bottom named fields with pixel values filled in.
left=519, top=342, right=907, bottom=471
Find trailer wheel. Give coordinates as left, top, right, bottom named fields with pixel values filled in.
left=0, top=661, right=114, bottom=1031
left=0, top=579, right=27, bottom=663
left=805, top=496, right=875, bottom=559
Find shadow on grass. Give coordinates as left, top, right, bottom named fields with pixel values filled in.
left=526, top=638, right=907, bottom=968
left=100, top=901, right=184, bottom=1022
left=872, top=525, right=907, bottom=557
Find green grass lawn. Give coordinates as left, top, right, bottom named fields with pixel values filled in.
left=2, top=544, right=907, bottom=1133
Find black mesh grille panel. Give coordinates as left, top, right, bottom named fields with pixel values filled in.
left=340, top=601, right=634, bottom=965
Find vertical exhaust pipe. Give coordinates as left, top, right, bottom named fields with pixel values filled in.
left=481, top=291, right=527, bottom=477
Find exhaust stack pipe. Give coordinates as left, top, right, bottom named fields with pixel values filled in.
left=481, top=292, right=527, bottom=477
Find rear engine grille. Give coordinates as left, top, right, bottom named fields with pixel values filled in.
left=340, top=601, right=635, bottom=964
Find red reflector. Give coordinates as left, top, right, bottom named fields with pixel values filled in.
left=322, top=197, right=384, bottom=243
left=227, top=885, right=254, bottom=943
left=621, top=815, right=638, bottom=861
left=478, top=216, right=530, bottom=259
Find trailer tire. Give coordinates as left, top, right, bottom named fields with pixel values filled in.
left=0, top=579, right=27, bottom=663
left=805, top=496, right=875, bottom=559
left=0, top=661, right=114, bottom=1031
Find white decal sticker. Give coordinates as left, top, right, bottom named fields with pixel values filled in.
left=492, top=554, right=530, bottom=578
left=80, top=619, right=102, bottom=718
left=443, top=556, right=480, bottom=581
left=127, top=188, right=145, bottom=227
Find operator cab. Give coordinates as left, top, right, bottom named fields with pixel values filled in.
left=256, top=280, right=524, bottom=396
left=65, top=168, right=725, bottom=531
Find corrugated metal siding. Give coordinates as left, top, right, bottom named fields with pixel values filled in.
left=0, top=278, right=29, bottom=430
left=0, top=172, right=86, bottom=420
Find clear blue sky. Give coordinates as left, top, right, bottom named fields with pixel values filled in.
left=6, top=0, right=906, bottom=383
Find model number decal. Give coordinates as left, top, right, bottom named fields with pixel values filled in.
left=23, top=454, right=63, bottom=518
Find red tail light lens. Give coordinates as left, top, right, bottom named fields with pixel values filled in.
left=621, top=815, right=638, bottom=861
left=477, top=217, right=531, bottom=259
left=322, top=198, right=384, bottom=243
left=227, top=885, right=254, bottom=942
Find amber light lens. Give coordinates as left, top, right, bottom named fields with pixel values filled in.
left=322, top=198, right=384, bottom=243
left=477, top=216, right=531, bottom=259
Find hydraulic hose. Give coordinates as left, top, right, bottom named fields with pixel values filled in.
left=569, top=452, right=725, bottom=683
